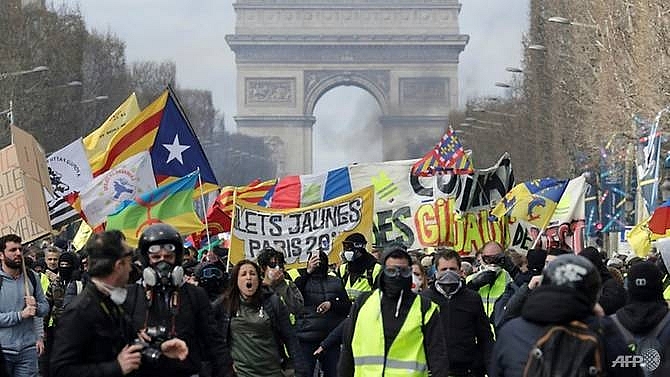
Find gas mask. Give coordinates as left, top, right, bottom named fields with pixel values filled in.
left=143, top=261, right=184, bottom=288
left=435, top=269, right=462, bottom=298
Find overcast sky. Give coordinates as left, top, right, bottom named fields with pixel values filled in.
left=75, top=0, right=529, bottom=174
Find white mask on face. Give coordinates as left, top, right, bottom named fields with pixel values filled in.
left=411, top=274, right=423, bottom=293
left=343, top=251, right=355, bottom=262
left=95, top=279, right=128, bottom=305
left=109, top=287, right=128, bottom=305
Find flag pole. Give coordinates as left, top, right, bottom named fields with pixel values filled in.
left=196, top=168, right=212, bottom=257
left=227, top=187, right=238, bottom=273
left=20, top=248, right=31, bottom=295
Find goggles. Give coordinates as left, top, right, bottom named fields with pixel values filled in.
left=342, top=241, right=365, bottom=250
left=201, top=267, right=224, bottom=279
left=266, top=261, right=285, bottom=269
left=148, top=244, right=176, bottom=254
left=482, top=254, right=501, bottom=265
left=383, top=265, right=412, bottom=278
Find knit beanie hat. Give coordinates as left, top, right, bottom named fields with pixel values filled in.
left=627, top=261, right=664, bottom=302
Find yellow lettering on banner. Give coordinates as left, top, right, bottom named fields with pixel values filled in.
left=464, top=212, right=485, bottom=252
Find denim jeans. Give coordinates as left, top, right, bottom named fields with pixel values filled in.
left=4, top=346, right=38, bottom=377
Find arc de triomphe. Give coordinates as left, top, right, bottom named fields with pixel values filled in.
left=226, top=0, right=468, bottom=175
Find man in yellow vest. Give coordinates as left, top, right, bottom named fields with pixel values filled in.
left=338, top=246, right=449, bottom=377
left=466, top=241, right=512, bottom=320
left=336, top=233, right=382, bottom=302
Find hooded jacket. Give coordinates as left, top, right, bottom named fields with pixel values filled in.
left=293, top=258, right=350, bottom=343
left=338, top=250, right=449, bottom=377
left=0, top=269, right=49, bottom=354
left=602, top=300, right=670, bottom=377
left=490, top=285, right=601, bottom=377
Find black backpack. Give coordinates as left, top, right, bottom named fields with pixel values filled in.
left=523, top=320, right=603, bottom=377
left=610, top=311, right=670, bottom=376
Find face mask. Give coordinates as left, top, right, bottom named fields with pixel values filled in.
left=97, top=280, right=128, bottom=305
left=436, top=281, right=462, bottom=298
left=411, top=274, right=423, bottom=293
left=143, top=261, right=184, bottom=288
left=109, top=286, right=128, bottom=305
left=343, top=251, right=355, bottom=262
left=383, top=275, right=411, bottom=299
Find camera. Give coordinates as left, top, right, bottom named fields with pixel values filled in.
left=132, top=326, right=169, bottom=363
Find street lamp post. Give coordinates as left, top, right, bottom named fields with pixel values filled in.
left=0, top=66, right=48, bottom=81
left=547, top=16, right=598, bottom=29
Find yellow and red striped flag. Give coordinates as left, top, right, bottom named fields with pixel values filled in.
left=204, top=179, right=276, bottom=235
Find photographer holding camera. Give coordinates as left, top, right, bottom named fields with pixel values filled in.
left=123, top=224, right=232, bottom=377
left=50, top=230, right=189, bottom=377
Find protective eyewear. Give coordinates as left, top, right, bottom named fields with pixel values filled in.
left=482, top=254, right=501, bottom=265
left=383, top=266, right=412, bottom=278
left=148, top=244, right=176, bottom=254
left=342, top=241, right=365, bottom=249
left=267, top=261, right=285, bottom=269
left=201, top=268, right=224, bottom=279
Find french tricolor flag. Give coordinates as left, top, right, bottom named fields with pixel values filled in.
left=258, top=167, right=352, bottom=208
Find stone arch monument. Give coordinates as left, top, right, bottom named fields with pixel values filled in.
left=226, top=0, right=469, bottom=175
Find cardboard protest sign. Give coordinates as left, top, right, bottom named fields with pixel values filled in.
left=0, top=143, right=50, bottom=242
left=230, top=186, right=374, bottom=268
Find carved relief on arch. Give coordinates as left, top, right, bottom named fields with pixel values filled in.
left=303, top=70, right=390, bottom=114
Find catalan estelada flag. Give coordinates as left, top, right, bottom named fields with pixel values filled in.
left=106, top=171, right=205, bottom=247
left=90, top=88, right=218, bottom=195
left=204, top=179, right=276, bottom=234
left=490, top=178, right=569, bottom=228
left=411, top=128, right=474, bottom=176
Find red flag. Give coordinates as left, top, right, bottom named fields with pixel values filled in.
left=203, top=179, right=276, bottom=235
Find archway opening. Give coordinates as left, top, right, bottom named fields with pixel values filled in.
left=312, top=86, right=383, bottom=173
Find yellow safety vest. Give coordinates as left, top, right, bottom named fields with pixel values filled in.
left=467, top=270, right=511, bottom=318
left=664, top=285, right=670, bottom=301
left=351, top=291, right=437, bottom=377
left=339, top=263, right=382, bottom=302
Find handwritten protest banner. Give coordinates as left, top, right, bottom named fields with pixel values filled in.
left=0, top=141, right=50, bottom=242
left=230, top=186, right=374, bottom=268
left=349, top=155, right=513, bottom=255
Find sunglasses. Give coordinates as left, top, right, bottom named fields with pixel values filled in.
left=148, top=244, right=176, bottom=253
left=383, top=266, right=412, bottom=278
left=343, top=241, right=365, bottom=249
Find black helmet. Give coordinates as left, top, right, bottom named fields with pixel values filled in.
left=138, top=223, right=184, bottom=266
left=542, top=254, right=601, bottom=304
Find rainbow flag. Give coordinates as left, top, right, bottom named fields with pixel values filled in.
left=106, top=171, right=204, bottom=246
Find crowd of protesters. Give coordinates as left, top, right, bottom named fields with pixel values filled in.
left=0, top=227, right=669, bottom=377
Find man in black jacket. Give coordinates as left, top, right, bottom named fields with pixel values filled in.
left=50, top=231, right=189, bottom=377
left=423, top=250, right=493, bottom=377
left=293, top=251, right=350, bottom=377
left=124, top=224, right=232, bottom=377
left=490, top=254, right=603, bottom=377
left=603, top=261, right=670, bottom=377
left=339, top=246, right=449, bottom=377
